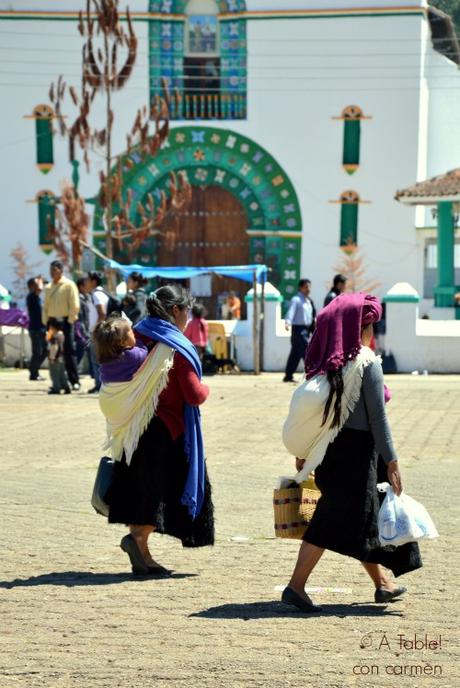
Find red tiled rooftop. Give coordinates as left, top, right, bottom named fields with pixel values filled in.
left=396, top=168, right=460, bottom=202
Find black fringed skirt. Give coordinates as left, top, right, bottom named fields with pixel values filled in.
left=304, top=428, right=422, bottom=577
left=106, top=416, right=215, bottom=548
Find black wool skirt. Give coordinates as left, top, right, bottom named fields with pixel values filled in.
left=304, top=428, right=422, bottom=578
left=106, top=416, right=214, bottom=548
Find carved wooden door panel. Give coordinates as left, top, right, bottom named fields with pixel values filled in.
left=157, top=185, right=249, bottom=318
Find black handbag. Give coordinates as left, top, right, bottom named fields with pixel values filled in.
left=91, top=456, right=114, bottom=517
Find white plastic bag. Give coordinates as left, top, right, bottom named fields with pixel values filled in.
left=377, top=483, right=439, bottom=547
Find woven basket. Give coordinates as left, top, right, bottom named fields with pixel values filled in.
left=273, top=486, right=306, bottom=539
left=298, top=487, right=320, bottom=524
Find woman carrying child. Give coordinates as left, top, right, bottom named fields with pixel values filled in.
left=93, top=285, right=214, bottom=576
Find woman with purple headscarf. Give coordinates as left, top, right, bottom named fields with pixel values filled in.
left=281, top=293, right=422, bottom=613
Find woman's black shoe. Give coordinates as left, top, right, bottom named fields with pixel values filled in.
left=374, top=586, right=407, bottom=603
left=120, top=534, right=149, bottom=574
left=281, top=586, right=322, bottom=612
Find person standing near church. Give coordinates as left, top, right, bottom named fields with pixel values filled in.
left=324, top=274, right=347, bottom=308
left=283, top=279, right=316, bottom=383
left=26, top=276, right=47, bottom=381
left=42, top=260, right=80, bottom=390
left=87, top=271, right=109, bottom=394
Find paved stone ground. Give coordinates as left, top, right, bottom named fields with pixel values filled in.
left=0, top=369, right=459, bottom=688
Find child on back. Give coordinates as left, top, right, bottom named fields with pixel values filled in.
left=47, top=318, right=71, bottom=395
left=93, top=315, right=148, bottom=384
left=184, top=303, right=209, bottom=360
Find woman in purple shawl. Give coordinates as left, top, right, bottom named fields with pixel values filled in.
left=282, top=293, right=422, bottom=613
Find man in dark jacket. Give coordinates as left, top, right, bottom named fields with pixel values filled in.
left=283, top=279, right=316, bottom=383
left=26, top=276, right=47, bottom=381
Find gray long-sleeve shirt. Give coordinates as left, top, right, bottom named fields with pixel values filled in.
left=343, top=361, right=398, bottom=464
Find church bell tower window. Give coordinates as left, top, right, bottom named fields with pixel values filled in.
left=149, top=0, right=247, bottom=120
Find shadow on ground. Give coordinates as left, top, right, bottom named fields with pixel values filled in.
left=0, top=571, right=197, bottom=588
left=190, top=601, right=403, bottom=620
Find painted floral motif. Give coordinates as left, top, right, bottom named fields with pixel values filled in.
left=195, top=168, right=208, bottom=182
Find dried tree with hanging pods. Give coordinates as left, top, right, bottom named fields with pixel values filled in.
left=48, top=0, right=190, bottom=279
left=48, top=182, right=90, bottom=273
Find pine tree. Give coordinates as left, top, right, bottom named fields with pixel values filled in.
left=10, top=243, right=42, bottom=305
left=333, top=241, right=381, bottom=293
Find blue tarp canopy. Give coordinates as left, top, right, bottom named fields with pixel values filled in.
left=106, top=259, right=268, bottom=284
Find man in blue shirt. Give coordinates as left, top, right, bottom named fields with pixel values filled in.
left=26, top=276, right=47, bottom=381
left=283, top=278, right=316, bottom=382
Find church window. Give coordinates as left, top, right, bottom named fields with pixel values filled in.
left=27, top=105, right=55, bottom=174
left=36, top=190, right=56, bottom=254
left=333, top=105, right=371, bottom=175
left=338, top=190, right=361, bottom=246
left=149, top=0, right=247, bottom=120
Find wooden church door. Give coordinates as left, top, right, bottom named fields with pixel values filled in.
left=157, top=185, right=250, bottom=318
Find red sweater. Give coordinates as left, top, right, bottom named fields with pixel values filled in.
left=137, top=332, right=209, bottom=438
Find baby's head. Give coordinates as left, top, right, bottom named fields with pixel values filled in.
left=93, top=316, right=136, bottom=363
left=47, top=317, right=61, bottom=338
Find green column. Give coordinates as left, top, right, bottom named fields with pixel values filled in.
left=434, top=201, right=455, bottom=307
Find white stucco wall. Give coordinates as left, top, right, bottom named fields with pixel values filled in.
left=385, top=299, right=460, bottom=373
left=0, top=0, right=458, bottom=314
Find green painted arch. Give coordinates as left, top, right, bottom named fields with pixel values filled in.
left=93, top=126, right=302, bottom=301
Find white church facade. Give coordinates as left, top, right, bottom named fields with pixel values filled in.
left=1, top=0, right=460, bottom=315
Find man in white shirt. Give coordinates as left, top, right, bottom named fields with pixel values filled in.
left=283, top=279, right=316, bottom=383
left=87, top=271, right=109, bottom=393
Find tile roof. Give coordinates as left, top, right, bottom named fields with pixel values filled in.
left=395, top=168, right=460, bottom=202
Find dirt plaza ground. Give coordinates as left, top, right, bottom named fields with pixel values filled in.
left=0, top=369, right=459, bottom=688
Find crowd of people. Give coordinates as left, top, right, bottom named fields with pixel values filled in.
left=26, top=264, right=361, bottom=393
left=25, top=261, right=215, bottom=394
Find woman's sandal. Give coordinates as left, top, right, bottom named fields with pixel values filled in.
left=120, top=534, right=149, bottom=574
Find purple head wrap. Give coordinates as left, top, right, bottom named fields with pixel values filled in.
left=305, top=292, right=382, bottom=379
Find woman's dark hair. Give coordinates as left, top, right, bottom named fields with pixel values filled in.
left=322, top=321, right=371, bottom=428
left=332, top=274, right=347, bottom=288
left=322, top=368, right=344, bottom=429
left=146, top=284, right=193, bottom=323
left=47, top=317, right=61, bottom=331
left=92, top=316, right=132, bottom=363
left=88, top=271, right=103, bottom=287
left=128, top=271, right=148, bottom=288
left=122, top=293, right=136, bottom=307
left=192, top=303, right=206, bottom=319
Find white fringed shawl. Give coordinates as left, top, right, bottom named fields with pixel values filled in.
left=99, top=342, right=174, bottom=464
left=281, top=346, right=378, bottom=485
